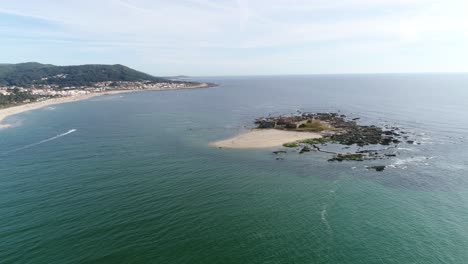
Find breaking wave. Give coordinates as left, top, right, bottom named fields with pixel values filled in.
left=387, top=156, right=433, bottom=169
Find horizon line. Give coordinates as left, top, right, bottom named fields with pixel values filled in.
left=2, top=61, right=468, bottom=78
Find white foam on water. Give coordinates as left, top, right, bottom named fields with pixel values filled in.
left=397, top=147, right=415, bottom=151
left=321, top=206, right=332, bottom=232
left=388, top=156, right=433, bottom=169
left=4, top=129, right=77, bottom=154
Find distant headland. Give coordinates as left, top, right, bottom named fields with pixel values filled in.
left=212, top=112, right=418, bottom=171
left=0, top=62, right=216, bottom=128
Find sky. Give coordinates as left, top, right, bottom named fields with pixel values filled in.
left=1, top=0, right=468, bottom=76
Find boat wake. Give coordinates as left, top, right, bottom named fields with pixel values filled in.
left=321, top=206, right=332, bottom=232
left=321, top=180, right=339, bottom=234
left=3, top=129, right=77, bottom=154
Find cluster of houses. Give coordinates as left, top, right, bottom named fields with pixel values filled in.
left=40, top=74, right=67, bottom=81
left=0, top=86, right=90, bottom=97
left=0, top=81, right=195, bottom=99
left=0, top=87, right=11, bottom=95
left=29, top=89, right=90, bottom=97
left=94, top=81, right=192, bottom=90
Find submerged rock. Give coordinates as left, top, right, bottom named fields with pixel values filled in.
left=273, top=151, right=287, bottom=154
left=328, top=153, right=365, bottom=162
left=299, top=146, right=311, bottom=154
left=368, top=165, right=386, bottom=172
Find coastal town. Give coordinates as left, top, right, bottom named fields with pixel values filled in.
left=0, top=62, right=218, bottom=130
left=0, top=79, right=214, bottom=129
left=0, top=62, right=218, bottom=108
left=0, top=81, right=210, bottom=102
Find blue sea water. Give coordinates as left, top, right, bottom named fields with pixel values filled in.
left=1, top=74, right=468, bottom=263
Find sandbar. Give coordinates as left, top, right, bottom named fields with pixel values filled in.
left=211, top=129, right=322, bottom=149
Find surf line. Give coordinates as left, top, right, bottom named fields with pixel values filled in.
left=3, top=129, right=77, bottom=154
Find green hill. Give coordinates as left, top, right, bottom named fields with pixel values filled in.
left=0, top=62, right=168, bottom=88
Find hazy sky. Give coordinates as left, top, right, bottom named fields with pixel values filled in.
left=1, top=0, right=467, bottom=76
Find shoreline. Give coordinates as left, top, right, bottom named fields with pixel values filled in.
left=210, top=129, right=322, bottom=149
left=0, top=83, right=213, bottom=129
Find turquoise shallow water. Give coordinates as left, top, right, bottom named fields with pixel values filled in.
left=1, top=74, right=468, bottom=263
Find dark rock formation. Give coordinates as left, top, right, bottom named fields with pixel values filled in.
left=368, top=166, right=386, bottom=172
left=257, top=120, right=276, bottom=128
left=256, top=112, right=414, bottom=170
left=273, top=151, right=287, bottom=154
left=328, top=153, right=365, bottom=162
left=299, top=146, right=311, bottom=154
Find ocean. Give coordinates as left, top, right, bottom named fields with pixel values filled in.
left=1, top=74, right=468, bottom=263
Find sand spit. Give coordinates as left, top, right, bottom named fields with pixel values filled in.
left=211, top=129, right=322, bottom=149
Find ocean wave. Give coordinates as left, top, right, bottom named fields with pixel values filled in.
left=387, top=156, right=433, bottom=169
left=397, top=147, right=415, bottom=151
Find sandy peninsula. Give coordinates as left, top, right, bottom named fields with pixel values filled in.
left=0, top=83, right=213, bottom=129
left=211, top=129, right=322, bottom=149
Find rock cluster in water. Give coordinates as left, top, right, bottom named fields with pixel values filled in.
left=262, top=112, right=417, bottom=172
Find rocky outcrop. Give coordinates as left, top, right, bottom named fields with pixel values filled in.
left=328, top=153, right=364, bottom=162
left=299, top=146, right=311, bottom=154
left=255, top=112, right=418, bottom=171
left=273, top=151, right=287, bottom=154
left=368, top=166, right=386, bottom=172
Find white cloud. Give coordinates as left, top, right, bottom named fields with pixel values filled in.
left=1, top=0, right=468, bottom=74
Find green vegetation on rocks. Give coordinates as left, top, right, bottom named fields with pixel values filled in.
left=283, top=142, right=299, bottom=148
left=299, top=137, right=333, bottom=144
left=299, top=146, right=312, bottom=153
left=295, top=120, right=328, bottom=131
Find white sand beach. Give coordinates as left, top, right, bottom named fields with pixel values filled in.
left=211, top=129, right=322, bottom=149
